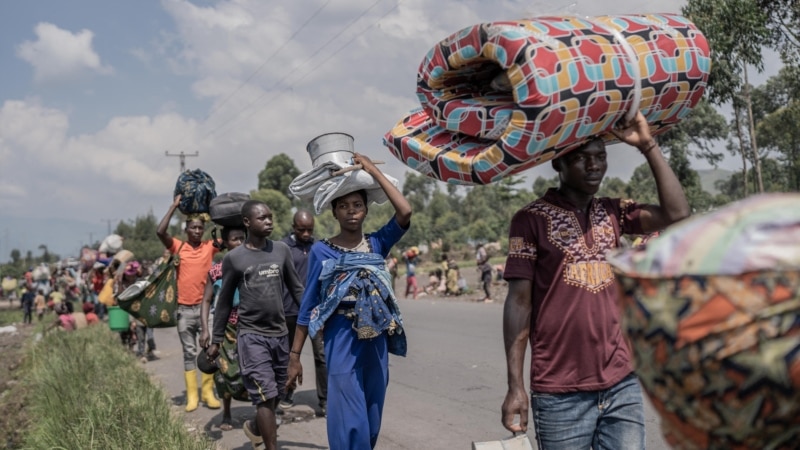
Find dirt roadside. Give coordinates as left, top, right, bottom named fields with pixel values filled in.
left=0, top=303, right=36, bottom=449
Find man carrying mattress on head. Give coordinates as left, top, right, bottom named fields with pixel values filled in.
left=501, top=111, right=690, bottom=449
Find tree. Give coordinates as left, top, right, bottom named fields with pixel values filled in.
left=629, top=150, right=717, bottom=213
left=715, top=157, right=789, bottom=201
left=757, top=104, right=800, bottom=191
left=752, top=67, right=800, bottom=191
left=682, top=0, right=777, bottom=192
left=427, top=190, right=464, bottom=244
left=402, top=172, right=437, bottom=213
left=683, top=0, right=773, bottom=104
left=669, top=147, right=716, bottom=212
left=399, top=172, right=434, bottom=248
left=398, top=210, right=432, bottom=251
left=9, top=249, right=20, bottom=265
left=532, top=175, right=559, bottom=198
left=754, top=1, right=800, bottom=68
left=257, top=153, right=300, bottom=197
left=657, top=99, right=728, bottom=165
left=598, top=177, right=628, bottom=198
left=726, top=97, right=751, bottom=197
left=38, top=244, right=51, bottom=263
left=115, top=213, right=167, bottom=261
left=626, top=164, right=658, bottom=205
left=653, top=98, right=727, bottom=211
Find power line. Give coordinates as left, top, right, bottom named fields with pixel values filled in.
left=209, top=0, right=332, bottom=117
left=292, top=2, right=401, bottom=86
left=182, top=0, right=391, bottom=148
left=163, top=0, right=332, bottom=154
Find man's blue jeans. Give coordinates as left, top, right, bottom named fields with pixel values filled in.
left=530, top=373, right=645, bottom=450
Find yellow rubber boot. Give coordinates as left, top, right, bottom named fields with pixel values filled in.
left=184, top=370, right=199, bottom=412
left=200, top=372, right=221, bottom=409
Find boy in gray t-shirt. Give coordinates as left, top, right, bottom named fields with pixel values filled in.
left=208, top=200, right=303, bottom=450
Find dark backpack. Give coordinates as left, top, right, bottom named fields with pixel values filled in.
left=209, top=192, right=250, bottom=227
left=174, top=169, right=217, bottom=214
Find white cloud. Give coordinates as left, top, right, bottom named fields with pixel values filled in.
left=16, top=22, right=113, bottom=83
left=0, top=183, right=26, bottom=200
left=0, top=99, right=187, bottom=218
left=3, top=0, right=756, bottom=258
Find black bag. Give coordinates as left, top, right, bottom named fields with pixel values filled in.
left=209, top=192, right=250, bottom=227
left=174, top=169, right=217, bottom=215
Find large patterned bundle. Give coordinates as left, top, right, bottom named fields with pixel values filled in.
left=384, top=14, right=710, bottom=184
left=608, top=194, right=800, bottom=449
left=174, top=169, right=217, bottom=215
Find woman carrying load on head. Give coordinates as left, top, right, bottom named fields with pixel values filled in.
left=286, top=152, right=412, bottom=449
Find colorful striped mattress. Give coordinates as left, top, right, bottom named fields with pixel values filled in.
left=383, top=14, right=710, bottom=184
left=608, top=194, right=800, bottom=449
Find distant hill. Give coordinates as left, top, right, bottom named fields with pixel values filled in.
left=698, top=169, right=735, bottom=195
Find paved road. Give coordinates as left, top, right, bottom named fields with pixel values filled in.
left=145, top=298, right=671, bottom=449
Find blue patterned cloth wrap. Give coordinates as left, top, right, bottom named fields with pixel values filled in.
left=309, top=252, right=406, bottom=357
left=174, top=169, right=217, bottom=214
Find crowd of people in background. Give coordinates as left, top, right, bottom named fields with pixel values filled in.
left=0, top=189, right=507, bottom=450
left=0, top=116, right=689, bottom=450
left=0, top=244, right=161, bottom=360
left=390, top=248, right=504, bottom=302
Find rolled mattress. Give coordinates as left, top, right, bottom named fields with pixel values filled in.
left=384, top=14, right=710, bottom=184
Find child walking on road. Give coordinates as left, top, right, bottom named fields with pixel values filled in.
left=207, top=200, right=305, bottom=450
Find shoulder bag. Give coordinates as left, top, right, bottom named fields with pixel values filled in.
left=115, top=243, right=184, bottom=328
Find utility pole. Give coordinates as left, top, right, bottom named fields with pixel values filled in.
left=165, top=150, right=199, bottom=172
left=100, top=219, right=116, bottom=236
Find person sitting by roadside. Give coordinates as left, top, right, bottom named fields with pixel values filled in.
left=423, top=270, right=442, bottom=295
left=46, top=302, right=76, bottom=333
left=83, top=301, right=100, bottom=325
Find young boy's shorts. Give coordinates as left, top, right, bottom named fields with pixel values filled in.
left=237, top=333, right=288, bottom=405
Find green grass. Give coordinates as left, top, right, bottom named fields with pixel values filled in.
left=22, top=325, right=213, bottom=450
left=0, top=307, right=24, bottom=326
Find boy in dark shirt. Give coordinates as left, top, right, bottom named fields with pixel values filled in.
left=207, top=200, right=304, bottom=450
left=21, top=288, right=35, bottom=324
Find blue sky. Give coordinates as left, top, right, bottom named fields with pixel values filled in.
left=0, top=0, right=782, bottom=261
